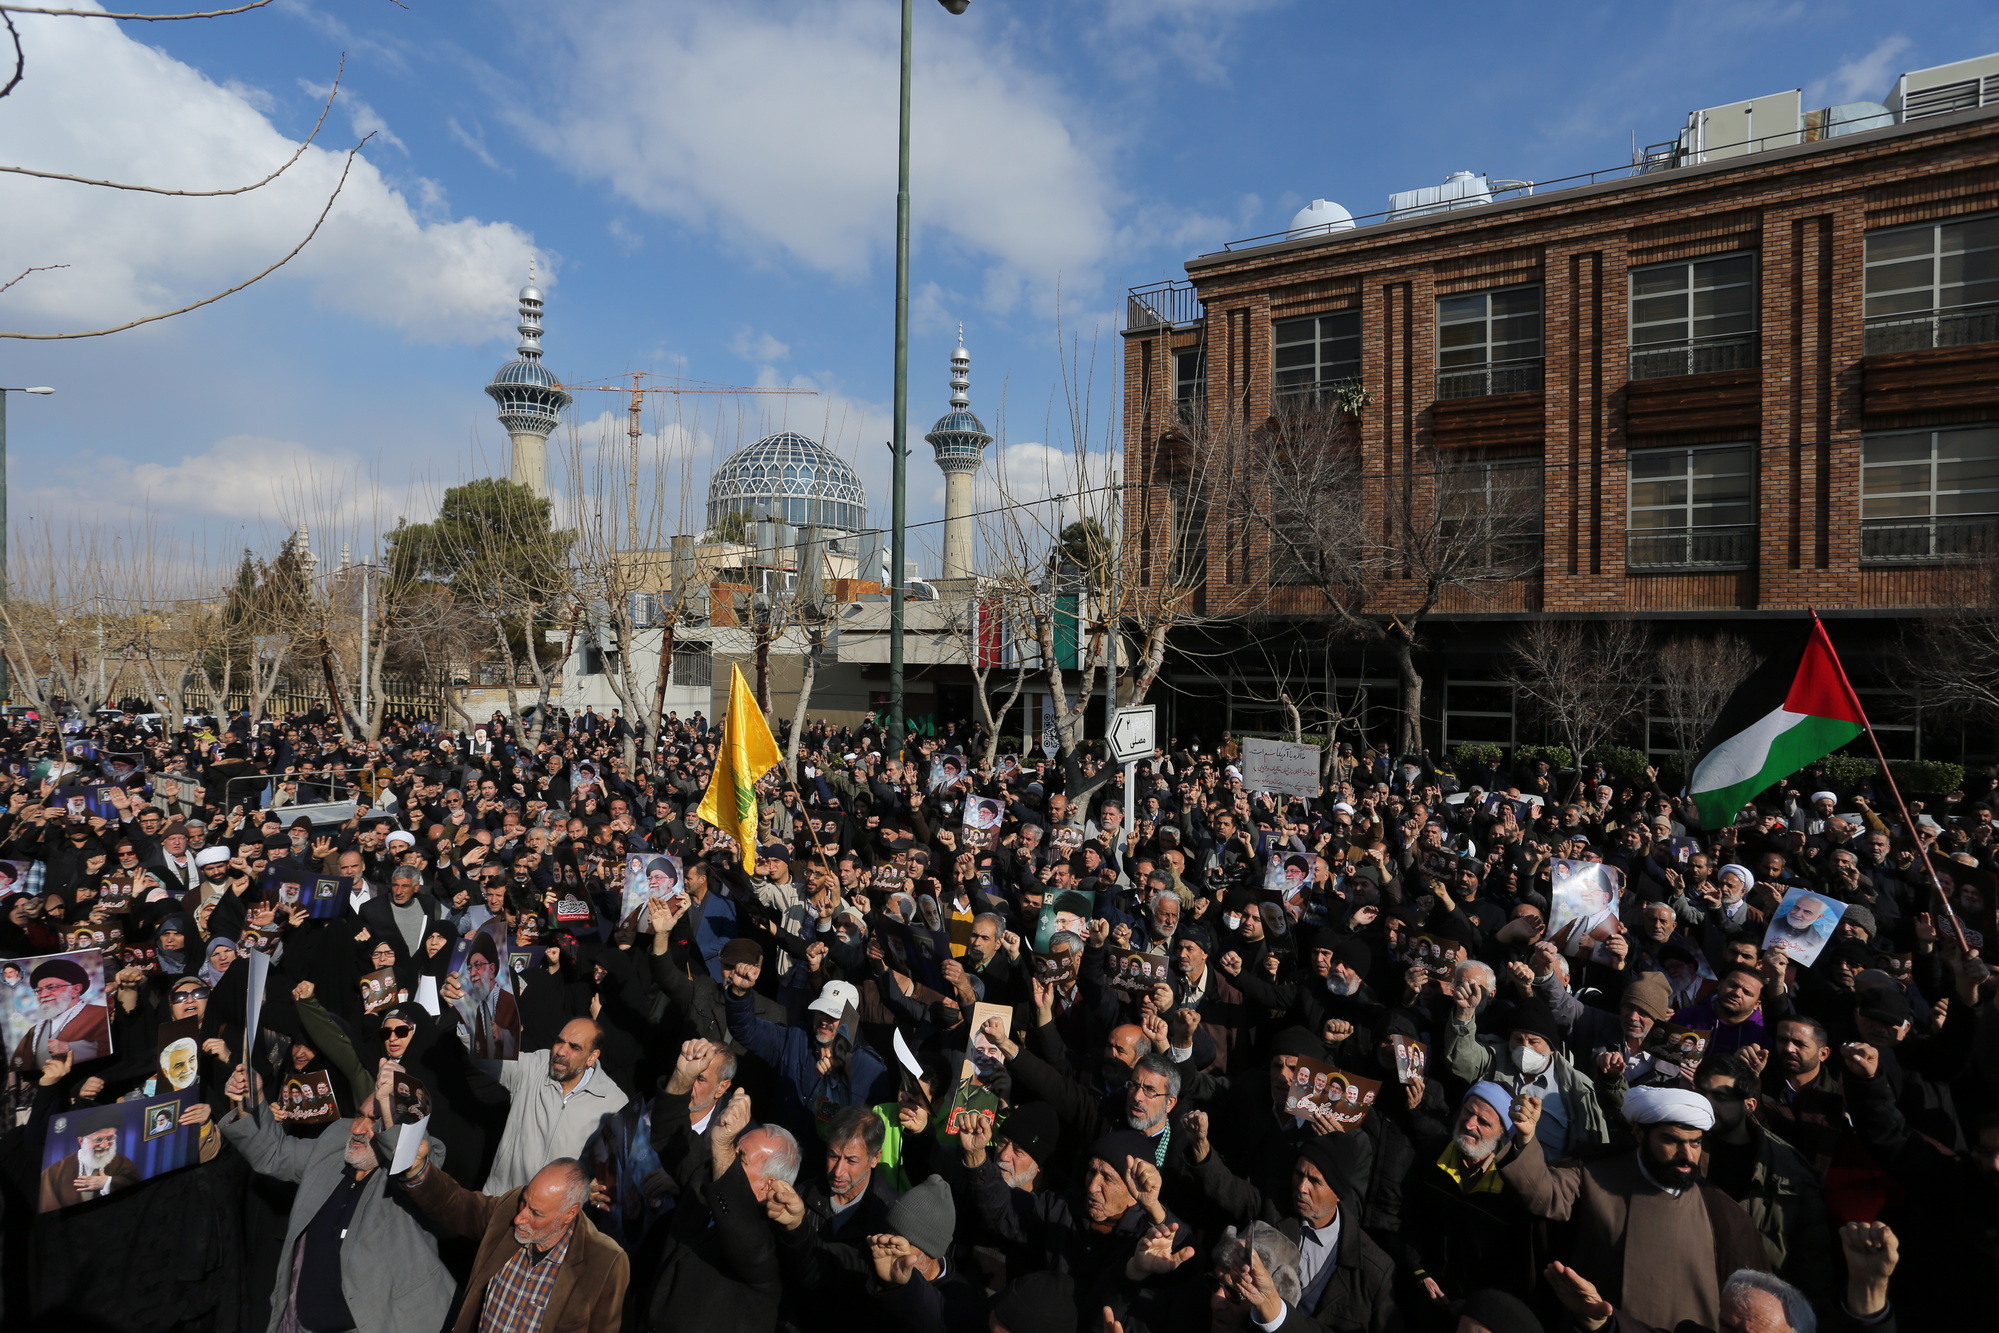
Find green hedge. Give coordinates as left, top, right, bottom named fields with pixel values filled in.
left=1808, top=754, right=1965, bottom=796
left=1593, top=745, right=1649, bottom=780
left=1452, top=742, right=1504, bottom=769
left=1513, top=744, right=1574, bottom=771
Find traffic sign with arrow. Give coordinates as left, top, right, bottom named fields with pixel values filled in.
left=1108, top=705, right=1156, bottom=763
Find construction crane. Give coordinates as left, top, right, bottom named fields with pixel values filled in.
left=561, top=372, right=816, bottom=548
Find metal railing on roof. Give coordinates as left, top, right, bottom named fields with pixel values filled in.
left=1126, top=280, right=1204, bottom=330
left=1210, top=122, right=1922, bottom=254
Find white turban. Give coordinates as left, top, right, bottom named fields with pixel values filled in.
left=193, top=846, right=231, bottom=868
left=1623, top=1085, right=1715, bottom=1131
left=386, top=830, right=416, bottom=848
left=1717, top=863, right=1756, bottom=891
left=1810, top=791, right=1837, bottom=804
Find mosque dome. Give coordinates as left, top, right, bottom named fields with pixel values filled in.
left=706, top=430, right=869, bottom=534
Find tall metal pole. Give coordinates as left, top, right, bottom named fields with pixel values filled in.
left=888, top=0, right=914, bottom=762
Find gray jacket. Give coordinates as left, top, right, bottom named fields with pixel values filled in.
left=222, top=1107, right=454, bottom=1333
left=1440, top=1017, right=1610, bottom=1150
left=483, top=1047, right=629, bottom=1194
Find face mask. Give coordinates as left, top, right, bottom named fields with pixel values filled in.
left=1222, top=913, right=1242, bottom=931
left=1513, top=1045, right=1551, bottom=1076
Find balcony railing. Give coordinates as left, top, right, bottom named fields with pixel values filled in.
left=1861, top=516, right=1999, bottom=564
left=1627, top=524, right=1756, bottom=571
left=1273, top=377, right=1365, bottom=417
left=1126, top=281, right=1204, bottom=331
left=1173, top=393, right=1206, bottom=426
left=1628, top=334, right=1758, bottom=381
left=1863, top=303, right=1999, bottom=355
left=1437, top=358, right=1544, bottom=400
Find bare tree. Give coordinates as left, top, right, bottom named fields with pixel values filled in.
left=1656, top=632, right=1761, bottom=774
left=0, top=10, right=389, bottom=340
left=1506, top=619, right=1653, bottom=798
left=1221, top=400, right=1542, bottom=754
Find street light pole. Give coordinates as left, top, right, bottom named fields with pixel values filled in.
left=0, top=386, right=54, bottom=704
left=889, top=0, right=970, bottom=763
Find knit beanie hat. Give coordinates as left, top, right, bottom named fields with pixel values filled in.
left=887, top=1174, right=956, bottom=1260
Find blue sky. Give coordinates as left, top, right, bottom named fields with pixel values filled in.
left=3, top=0, right=1996, bottom=578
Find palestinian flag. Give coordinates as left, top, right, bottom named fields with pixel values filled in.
left=1688, top=617, right=1869, bottom=828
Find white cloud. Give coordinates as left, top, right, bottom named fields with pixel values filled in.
left=1097, top=0, right=1286, bottom=86
left=515, top=0, right=1117, bottom=302
left=1806, top=35, right=1913, bottom=107
left=448, top=116, right=508, bottom=172
left=731, top=327, right=792, bottom=365
left=0, top=7, right=540, bottom=343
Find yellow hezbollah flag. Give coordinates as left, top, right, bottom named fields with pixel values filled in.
left=695, top=664, right=783, bottom=866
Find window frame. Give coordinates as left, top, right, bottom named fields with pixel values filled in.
left=1626, top=252, right=1760, bottom=380
left=1859, top=425, right=1999, bottom=564
left=1863, top=212, right=1999, bottom=354
left=1272, top=310, right=1362, bottom=413
left=1436, top=283, right=1545, bottom=399
left=1625, top=441, right=1757, bottom=571
left=1439, top=452, right=1544, bottom=573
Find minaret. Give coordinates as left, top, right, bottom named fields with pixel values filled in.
left=924, top=325, right=992, bottom=581
left=484, top=263, right=571, bottom=498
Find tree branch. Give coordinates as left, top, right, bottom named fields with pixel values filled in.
left=0, top=133, right=371, bottom=340
left=0, top=1, right=276, bottom=19
left=1, top=12, right=22, bottom=101
left=0, top=53, right=345, bottom=195
left=0, top=262, right=66, bottom=295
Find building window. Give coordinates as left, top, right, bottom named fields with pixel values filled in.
left=1273, top=311, right=1361, bottom=413
left=1443, top=680, right=1516, bottom=751
left=1440, top=454, right=1543, bottom=572
left=1863, top=214, right=1999, bottom=354
left=1627, top=443, right=1755, bottom=569
left=1174, top=347, right=1206, bottom=425
left=1627, top=254, right=1758, bottom=379
left=670, top=645, right=713, bottom=689
left=1860, top=426, right=1999, bottom=563
left=1437, top=285, right=1543, bottom=399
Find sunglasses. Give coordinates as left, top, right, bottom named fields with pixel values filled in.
left=172, top=985, right=212, bottom=1002
left=380, top=1023, right=414, bottom=1039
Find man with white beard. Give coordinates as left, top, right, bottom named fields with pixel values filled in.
left=1399, top=1082, right=1541, bottom=1310
left=13, top=956, right=110, bottom=1067
left=37, top=1121, right=140, bottom=1210
left=220, top=1061, right=454, bottom=1333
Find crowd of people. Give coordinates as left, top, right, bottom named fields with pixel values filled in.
left=0, top=698, right=1993, bottom=1333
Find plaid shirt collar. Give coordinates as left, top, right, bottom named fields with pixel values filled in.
left=478, top=1223, right=575, bottom=1333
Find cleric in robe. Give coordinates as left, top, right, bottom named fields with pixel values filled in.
left=37, top=1121, right=141, bottom=1211
left=12, top=956, right=111, bottom=1068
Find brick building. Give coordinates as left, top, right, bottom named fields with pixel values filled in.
left=1121, top=56, right=1999, bottom=764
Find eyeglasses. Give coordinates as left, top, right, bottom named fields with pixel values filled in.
left=380, top=1023, right=414, bottom=1039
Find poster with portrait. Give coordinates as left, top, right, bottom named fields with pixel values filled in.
left=1547, top=860, right=1625, bottom=959
left=1106, top=948, right=1172, bottom=998
left=37, top=1095, right=197, bottom=1211
left=581, top=1102, right=670, bottom=1247
left=1388, top=1034, right=1428, bottom=1085
left=279, top=1069, right=339, bottom=1125
left=621, top=852, right=685, bottom=924
left=0, top=858, right=30, bottom=896
left=1279, top=1058, right=1381, bottom=1130
left=1032, top=889, right=1096, bottom=956
left=386, top=1067, right=432, bottom=1173
left=871, top=852, right=910, bottom=893
left=358, top=966, right=400, bottom=1016
left=1, top=948, right=113, bottom=1072
left=303, top=873, right=348, bottom=921
left=96, top=870, right=138, bottom=914
left=996, top=754, right=1022, bottom=782
left=1261, top=852, right=1317, bottom=909
left=929, top=752, right=968, bottom=793
left=960, top=796, right=1005, bottom=851
left=1050, top=825, right=1085, bottom=855
left=448, top=924, right=521, bottom=1060
left=153, top=1018, right=201, bottom=1097
left=1641, top=1021, right=1711, bottom=1070
left=1761, top=887, right=1846, bottom=967
left=1409, top=933, right=1468, bottom=994
left=936, top=999, right=1013, bottom=1144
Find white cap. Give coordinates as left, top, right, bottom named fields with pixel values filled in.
left=386, top=830, right=417, bottom=848
left=193, top=846, right=231, bottom=868
left=807, top=979, right=861, bottom=1019
left=1810, top=791, right=1837, bottom=804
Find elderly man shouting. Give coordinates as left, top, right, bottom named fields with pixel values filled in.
left=1502, top=1085, right=1771, bottom=1331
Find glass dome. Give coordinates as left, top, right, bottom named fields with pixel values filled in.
left=707, top=430, right=869, bottom=534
